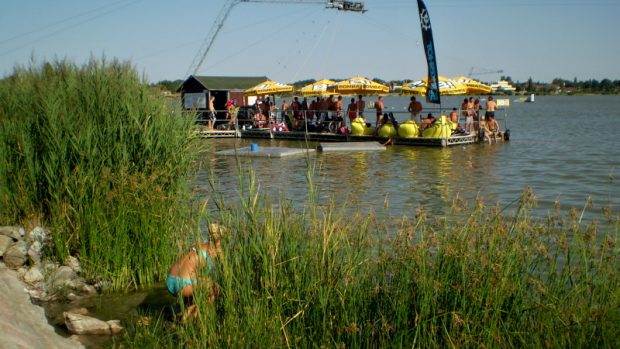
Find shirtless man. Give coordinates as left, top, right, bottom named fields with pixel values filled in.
left=463, top=97, right=475, bottom=133
left=408, top=96, right=423, bottom=121
left=356, top=95, right=366, bottom=118
left=483, top=114, right=501, bottom=143
left=326, top=95, right=335, bottom=116
left=207, top=95, right=216, bottom=129
left=280, top=99, right=289, bottom=124
left=346, top=98, right=357, bottom=124
left=485, top=96, right=497, bottom=120
left=375, top=96, right=384, bottom=126
left=318, top=97, right=329, bottom=123
left=334, top=96, right=343, bottom=117
left=419, top=113, right=436, bottom=130
left=261, top=97, right=271, bottom=118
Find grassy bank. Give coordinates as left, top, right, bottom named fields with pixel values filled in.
left=123, top=168, right=619, bottom=348
left=0, top=58, right=200, bottom=289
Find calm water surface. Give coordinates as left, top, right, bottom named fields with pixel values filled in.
left=197, top=95, right=620, bottom=221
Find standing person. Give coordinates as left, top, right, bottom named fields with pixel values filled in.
left=473, top=98, right=481, bottom=130
left=461, top=98, right=469, bottom=119
left=408, top=96, right=423, bottom=122
left=291, top=96, right=302, bottom=130
left=300, top=97, right=309, bottom=127
left=225, top=98, right=234, bottom=122
left=269, top=100, right=276, bottom=123
left=485, top=96, right=497, bottom=120
left=308, top=98, right=317, bottom=123
left=334, top=96, right=343, bottom=117
left=280, top=99, right=290, bottom=124
left=318, top=97, right=329, bottom=123
left=334, top=96, right=343, bottom=126
left=467, top=97, right=475, bottom=118
left=464, top=97, right=474, bottom=133
left=375, top=96, right=384, bottom=127
left=356, top=95, right=366, bottom=118
left=261, top=97, right=271, bottom=120
left=207, top=95, right=216, bottom=130
left=346, top=98, right=357, bottom=124
left=326, top=95, right=335, bottom=117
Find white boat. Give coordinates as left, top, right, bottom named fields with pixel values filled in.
left=490, top=80, right=517, bottom=94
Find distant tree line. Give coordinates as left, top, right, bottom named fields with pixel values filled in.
left=152, top=79, right=183, bottom=93
left=500, top=76, right=619, bottom=95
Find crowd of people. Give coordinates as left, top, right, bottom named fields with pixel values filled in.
left=206, top=93, right=503, bottom=142
left=380, top=95, right=502, bottom=142
left=247, top=94, right=371, bottom=132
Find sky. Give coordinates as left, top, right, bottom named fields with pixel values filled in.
left=1, top=0, right=619, bottom=84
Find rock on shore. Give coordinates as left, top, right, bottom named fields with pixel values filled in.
left=0, top=263, right=84, bottom=349
left=0, top=225, right=122, bottom=348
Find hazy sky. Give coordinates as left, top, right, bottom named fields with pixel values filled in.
left=1, top=0, right=619, bottom=84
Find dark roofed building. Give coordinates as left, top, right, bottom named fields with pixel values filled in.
left=177, top=75, right=268, bottom=124
left=178, top=76, right=269, bottom=93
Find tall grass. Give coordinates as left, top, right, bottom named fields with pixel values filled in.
left=124, top=168, right=619, bottom=348
left=0, top=58, right=200, bottom=289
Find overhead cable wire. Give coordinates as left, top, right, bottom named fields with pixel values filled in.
left=0, top=0, right=134, bottom=45
left=0, top=0, right=143, bottom=58
left=195, top=6, right=318, bottom=75
left=291, top=15, right=331, bottom=82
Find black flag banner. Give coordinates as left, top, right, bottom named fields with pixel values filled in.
left=416, top=0, right=440, bottom=104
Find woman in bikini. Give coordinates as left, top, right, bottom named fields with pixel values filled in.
left=167, top=224, right=223, bottom=319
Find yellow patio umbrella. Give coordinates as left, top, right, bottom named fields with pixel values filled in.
left=401, top=76, right=467, bottom=96
left=244, top=80, right=293, bottom=96
left=452, top=76, right=492, bottom=95
left=326, top=76, right=389, bottom=95
left=298, top=79, right=336, bottom=97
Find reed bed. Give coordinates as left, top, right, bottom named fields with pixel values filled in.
left=123, top=166, right=619, bottom=348
left=0, top=58, right=200, bottom=289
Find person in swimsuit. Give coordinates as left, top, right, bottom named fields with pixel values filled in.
left=346, top=98, right=357, bottom=124
left=485, top=96, right=497, bottom=120
left=207, top=95, right=216, bottom=130
left=167, top=223, right=223, bottom=319
left=375, top=96, right=384, bottom=127
left=483, top=114, right=501, bottom=143
left=407, top=96, right=423, bottom=121
left=356, top=95, right=365, bottom=118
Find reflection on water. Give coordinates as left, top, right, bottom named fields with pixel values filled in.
left=197, top=96, right=620, bottom=222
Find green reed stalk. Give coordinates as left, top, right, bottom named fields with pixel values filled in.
left=121, top=167, right=619, bottom=348
left=0, top=58, right=201, bottom=289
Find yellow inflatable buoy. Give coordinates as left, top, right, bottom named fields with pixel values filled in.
left=363, top=125, right=376, bottom=136
left=398, top=120, right=419, bottom=138
left=351, top=121, right=365, bottom=135
left=422, top=115, right=452, bottom=138
left=378, top=123, right=397, bottom=138
left=350, top=117, right=376, bottom=136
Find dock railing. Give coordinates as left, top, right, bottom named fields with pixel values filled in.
left=192, top=102, right=508, bottom=143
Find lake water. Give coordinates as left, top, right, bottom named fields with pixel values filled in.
left=197, top=95, right=620, bottom=222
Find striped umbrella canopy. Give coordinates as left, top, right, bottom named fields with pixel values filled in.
left=326, top=76, right=389, bottom=95
left=298, top=79, right=336, bottom=97
left=401, top=76, right=467, bottom=96
left=452, top=76, right=492, bottom=95
left=244, top=80, right=293, bottom=96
